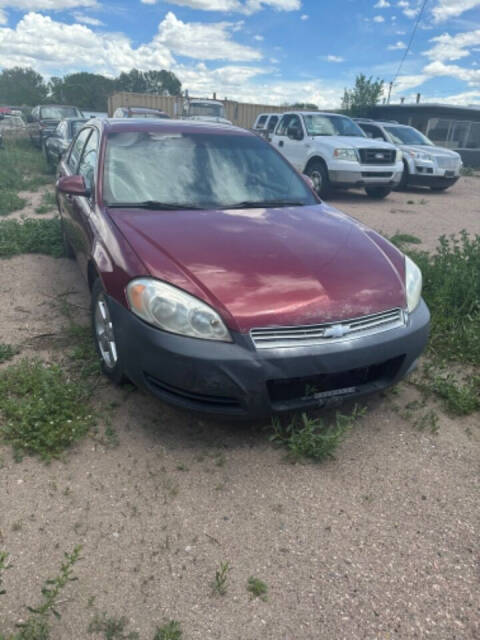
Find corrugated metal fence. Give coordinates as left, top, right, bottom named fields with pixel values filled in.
left=107, top=92, right=285, bottom=128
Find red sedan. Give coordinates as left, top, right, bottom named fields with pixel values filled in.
left=56, top=118, right=429, bottom=418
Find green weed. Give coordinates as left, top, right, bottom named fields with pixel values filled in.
left=247, top=576, right=268, bottom=601
left=0, top=344, right=19, bottom=364
left=153, top=621, right=182, bottom=640
left=211, top=561, right=230, bottom=596
left=390, top=233, right=422, bottom=247
left=414, top=366, right=480, bottom=416
left=0, top=359, right=95, bottom=461
left=0, top=218, right=63, bottom=258
left=35, top=192, right=57, bottom=215
left=270, top=405, right=366, bottom=463
left=88, top=613, right=139, bottom=639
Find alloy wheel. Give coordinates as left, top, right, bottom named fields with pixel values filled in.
left=94, top=295, right=118, bottom=370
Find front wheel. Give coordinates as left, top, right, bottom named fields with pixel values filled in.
left=365, top=186, right=392, bottom=200
left=305, top=160, right=329, bottom=198
left=91, top=279, right=125, bottom=384
left=430, top=185, right=450, bottom=192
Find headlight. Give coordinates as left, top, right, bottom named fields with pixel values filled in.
left=126, top=278, right=232, bottom=342
left=405, top=256, right=422, bottom=313
left=334, top=148, right=358, bottom=162
left=407, top=150, right=432, bottom=161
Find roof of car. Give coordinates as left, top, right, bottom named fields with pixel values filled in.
left=125, top=107, right=168, bottom=113
left=97, top=118, right=244, bottom=135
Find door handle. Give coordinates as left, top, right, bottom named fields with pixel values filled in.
left=278, top=140, right=284, bottom=147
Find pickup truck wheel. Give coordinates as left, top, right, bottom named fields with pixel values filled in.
left=305, top=161, right=329, bottom=197
left=365, top=186, right=391, bottom=200
left=398, top=161, right=409, bottom=190
left=91, top=279, right=126, bottom=384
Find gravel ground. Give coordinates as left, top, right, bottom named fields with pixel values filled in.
left=0, top=178, right=479, bottom=640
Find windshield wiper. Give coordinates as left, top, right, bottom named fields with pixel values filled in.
left=223, top=199, right=307, bottom=209
left=105, top=200, right=206, bottom=210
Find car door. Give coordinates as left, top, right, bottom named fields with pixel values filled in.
left=48, top=122, right=64, bottom=162
left=69, top=128, right=99, bottom=277
left=58, top=128, right=92, bottom=265
left=273, top=114, right=307, bottom=171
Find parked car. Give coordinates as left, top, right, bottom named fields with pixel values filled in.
left=252, top=112, right=282, bottom=141
left=355, top=119, right=463, bottom=191
left=113, top=106, right=170, bottom=119
left=0, top=114, right=27, bottom=134
left=180, top=98, right=232, bottom=125
left=55, top=118, right=429, bottom=418
left=270, top=111, right=403, bottom=199
left=44, top=117, right=89, bottom=166
left=28, top=104, right=83, bottom=149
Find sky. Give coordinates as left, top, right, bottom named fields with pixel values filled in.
left=0, top=0, right=479, bottom=108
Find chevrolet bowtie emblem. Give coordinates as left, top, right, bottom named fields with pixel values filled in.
left=323, top=324, right=350, bottom=339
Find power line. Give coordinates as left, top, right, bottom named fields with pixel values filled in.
left=388, top=0, right=429, bottom=102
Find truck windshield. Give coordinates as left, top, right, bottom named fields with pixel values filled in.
left=189, top=103, right=224, bottom=118
left=384, top=125, right=434, bottom=147
left=103, top=131, right=317, bottom=210
left=303, top=114, right=366, bottom=137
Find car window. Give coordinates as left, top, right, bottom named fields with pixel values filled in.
left=267, top=115, right=279, bottom=132
left=68, top=128, right=91, bottom=173
left=40, top=106, right=79, bottom=120
left=103, top=131, right=317, bottom=209
left=256, top=115, right=267, bottom=128
left=78, top=129, right=99, bottom=192
left=384, top=125, right=434, bottom=146
left=276, top=115, right=301, bottom=136
left=361, top=124, right=385, bottom=140
left=303, top=114, right=366, bottom=137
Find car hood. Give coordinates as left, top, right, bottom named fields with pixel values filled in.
left=111, top=203, right=406, bottom=332
left=399, top=144, right=461, bottom=159
left=315, top=136, right=397, bottom=151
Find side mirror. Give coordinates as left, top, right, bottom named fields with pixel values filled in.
left=56, top=175, right=90, bottom=197
left=287, top=126, right=303, bottom=141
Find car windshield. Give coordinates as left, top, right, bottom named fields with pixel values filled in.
left=131, top=112, right=165, bottom=119
left=303, top=114, right=366, bottom=137
left=71, top=120, right=87, bottom=137
left=189, top=103, right=224, bottom=118
left=103, top=131, right=317, bottom=209
left=384, top=125, right=434, bottom=146
left=40, top=106, right=79, bottom=120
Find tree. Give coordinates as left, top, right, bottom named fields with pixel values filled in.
left=48, top=72, right=115, bottom=111
left=115, top=69, right=148, bottom=94
left=341, top=74, right=384, bottom=116
left=115, top=68, right=182, bottom=96
left=0, top=67, right=48, bottom=105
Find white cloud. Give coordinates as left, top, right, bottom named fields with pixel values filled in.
left=424, top=30, right=480, bottom=62
left=253, top=34, right=263, bottom=40
left=432, top=0, right=480, bottom=23
left=0, top=0, right=98, bottom=8
left=300, top=13, right=308, bottom=20
left=155, top=12, right=261, bottom=61
left=324, top=55, right=344, bottom=62
left=388, top=40, right=407, bottom=49
left=373, top=15, right=385, bottom=22
left=424, top=60, right=480, bottom=85
left=396, top=0, right=418, bottom=18
left=140, top=0, right=301, bottom=14
left=73, top=12, right=103, bottom=25
left=0, top=8, right=6, bottom=23
left=374, top=0, right=390, bottom=8
left=391, top=73, right=428, bottom=94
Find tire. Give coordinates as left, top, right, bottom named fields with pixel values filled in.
left=91, top=279, right=125, bottom=384
left=430, top=185, right=450, bottom=192
left=42, top=140, right=50, bottom=166
left=365, top=186, right=392, bottom=200
left=305, top=160, right=329, bottom=198
left=398, top=160, right=409, bottom=190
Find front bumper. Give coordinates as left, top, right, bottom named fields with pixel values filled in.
left=329, top=162, right=403, bottom=188
left=109, top=297, right=430, bottom=419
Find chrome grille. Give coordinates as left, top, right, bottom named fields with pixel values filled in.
left=359, top=148, right=396, bottom=165
left=250, top=309, right=405, bottom=349
left=436, top=156, right=458, bottom=170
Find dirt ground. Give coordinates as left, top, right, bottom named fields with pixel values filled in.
left=1, top=178, right=479, bottom=640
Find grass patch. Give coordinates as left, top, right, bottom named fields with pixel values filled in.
left=460, top=166, right=475, bottom=177
left=0, top=139, right=53, bottom=217
left=153, top=622, right=182, bottom=640
left=390, top=233, right=422, bottom=247
left=88, top=613, right=139, bottom=639
left=270, top=405, right=366, bottom=463
left=0, top=359, right=95, bottom=461
left=247, top=576, right=268, bottom=601
left=35, top=191, right=57, bottom=215
left=414, top=366, right=480, bottom=416
left=0, top=344, right=19, bottom=364
left=0, top=218, right=63, bottom=258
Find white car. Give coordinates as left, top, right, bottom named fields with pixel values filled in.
left=356, top=119, right=463, bottom=192
left=270, top=111, right=403, bottom=199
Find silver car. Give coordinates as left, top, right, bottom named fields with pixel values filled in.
left=356, top=119, right=463, bottom=192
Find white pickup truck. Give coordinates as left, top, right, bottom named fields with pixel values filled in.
left=270, top=111, right=403, bottom=199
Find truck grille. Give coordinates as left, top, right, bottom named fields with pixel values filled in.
left=250, top=309, right=405, bottom=349
left=359, top=148, right=396, bottom=165
left=436, top=156, right=459, bottom=170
